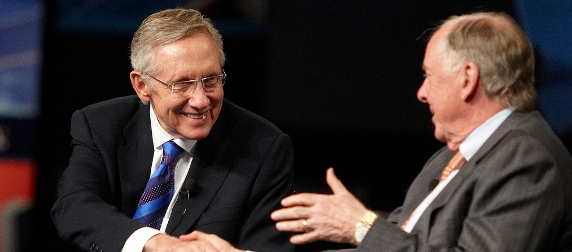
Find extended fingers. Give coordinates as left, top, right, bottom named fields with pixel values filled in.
left=279, top=192, right=322, bottom=207
left=274, top=219, right=322, bottom=245
left=275, top=218, right=311, bottom=233
left=271, top=205, right=311, bottom=221
left=289, top=231, right=322, bottom=245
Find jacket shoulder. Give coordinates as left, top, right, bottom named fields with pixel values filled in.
left=221, top=100, right=285, bottom=136
left=70, top=95, right=149, bottom=143
left=76, top=95, right=145, bottom=126
left=80, top=95, right=142, bottom=116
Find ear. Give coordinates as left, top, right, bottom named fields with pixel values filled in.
left=460, top=61, right=480, bottom=101
left=130, top=71, right=151, bottom=103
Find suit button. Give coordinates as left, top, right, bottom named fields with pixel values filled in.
left=90, top=243, right=102, bottom=252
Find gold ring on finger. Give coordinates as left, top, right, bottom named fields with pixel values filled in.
left=302, top=219, right=309, bottom=232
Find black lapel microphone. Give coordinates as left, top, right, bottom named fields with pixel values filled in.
left=180, top=179, right=197, bottom=198
left=169, top=179, right=198, bottom=233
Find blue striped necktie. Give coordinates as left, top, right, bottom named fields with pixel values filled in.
left=133, top=141, right=182, bottom=229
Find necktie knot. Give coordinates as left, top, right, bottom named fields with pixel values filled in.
left=401, top=152, right=466, bottom=232
left=162, top=141, right=182, bottom=166
left=440, top=152, right=466, bottom=182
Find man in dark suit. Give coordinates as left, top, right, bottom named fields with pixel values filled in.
left=270, top=12, right=572, bottom=251
left=51, top=8, right=294, bottom=252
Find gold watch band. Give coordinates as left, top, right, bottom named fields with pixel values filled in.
left=353, top=210, right=378, bottom=244
left=361, top=210, right=378, bottom=226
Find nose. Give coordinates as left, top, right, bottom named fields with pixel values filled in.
left=188, top=85, right=210, bottom=108
left=417, top=79, right=428, bottom=103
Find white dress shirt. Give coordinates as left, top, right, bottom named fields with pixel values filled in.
left=122, top=105, right=197, bottom=251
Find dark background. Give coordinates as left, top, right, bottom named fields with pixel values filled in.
left=1, top=0, right=569, bottom=251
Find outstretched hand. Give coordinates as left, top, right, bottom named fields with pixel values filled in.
left=270, top=168, right=369, bottom=245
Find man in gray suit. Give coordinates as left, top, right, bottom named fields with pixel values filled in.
left=270, top=12, right=572, bottom=251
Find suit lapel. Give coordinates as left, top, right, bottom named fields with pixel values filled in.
left=117, top=102, right=154, bottom=216
left=165, top=145, right=231, bottom=235
left=414, top=111, right=525, bottom=232
left=396, top=148, right=453, bottom=225
left=166, top=101, right=234, bottom=235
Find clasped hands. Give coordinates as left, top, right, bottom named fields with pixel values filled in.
left=144, top=231, right=244, bottom=252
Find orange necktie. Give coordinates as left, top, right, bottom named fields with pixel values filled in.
left=439, top=152, right=466, bottom=182
left=400, top=152, right=466, bottom=231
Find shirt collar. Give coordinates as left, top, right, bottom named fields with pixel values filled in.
left=459, top=107, right=516, bottom=161
left=150, top=104, right=197, bottom=153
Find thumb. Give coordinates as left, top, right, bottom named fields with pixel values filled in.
left=179, top=230, right=203, bottom=241
left=326, top=167, right=349, bottom=195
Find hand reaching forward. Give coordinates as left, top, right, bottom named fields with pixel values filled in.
left=270, top=168, right=369, bottom=245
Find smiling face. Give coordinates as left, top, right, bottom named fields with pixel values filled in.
left=417, top=26, right=467, bottom=149
left=132, top=30, right=224, bottom=140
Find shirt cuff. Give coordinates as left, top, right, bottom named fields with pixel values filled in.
left=122, top=227, right=162, bottom=252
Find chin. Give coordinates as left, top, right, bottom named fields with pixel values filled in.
left=434, top=131, right=446, bottom=143
left=182, top=128, right=212, bottom=140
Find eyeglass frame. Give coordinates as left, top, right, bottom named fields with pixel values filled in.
left=144, top=70, right=226, bottom=95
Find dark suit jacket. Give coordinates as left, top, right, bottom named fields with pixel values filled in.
left=355, top=111, right=572, bottom=251
left=51, top=95, right=295, bottom=252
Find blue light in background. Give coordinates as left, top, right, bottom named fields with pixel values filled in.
left=514, top=0, right=572, bottom=135
left=0, top=0, right=44, bottom=119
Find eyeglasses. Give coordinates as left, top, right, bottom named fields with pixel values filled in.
left=145, top=70, right=226, bottom=95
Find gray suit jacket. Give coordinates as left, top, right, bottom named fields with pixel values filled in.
left=355, top=111, right=572, bottom=251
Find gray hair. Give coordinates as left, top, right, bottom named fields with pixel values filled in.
left=130, top=8, right=225, bottom=76
left=437, top=12, right=536, bottom=111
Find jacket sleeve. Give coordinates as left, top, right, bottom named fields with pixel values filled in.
left=51, top=109, right=143, bottom=251
left=237, top=133, right=295, bottom=252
